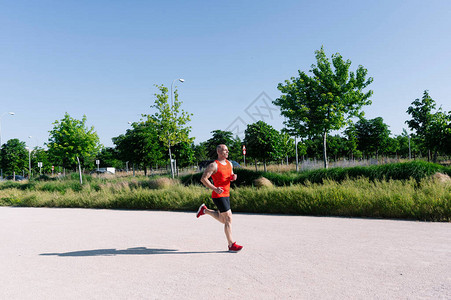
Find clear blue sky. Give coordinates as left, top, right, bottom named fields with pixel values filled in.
left=1, top=0, right=450, bottom=148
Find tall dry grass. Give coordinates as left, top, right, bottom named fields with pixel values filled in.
left=231, top=177, right=450, bottom=221
left=1, top=175, right=449, bottom=221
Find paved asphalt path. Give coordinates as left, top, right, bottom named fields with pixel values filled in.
left=1, top=207, right=450, bottom=299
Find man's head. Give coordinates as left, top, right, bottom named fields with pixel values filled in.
left=216, top=144, right=229, bottom=159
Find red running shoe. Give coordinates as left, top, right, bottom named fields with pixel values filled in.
left=228, top=242, right=243, bottom=252
left=196, top=204, right=206, bottom=218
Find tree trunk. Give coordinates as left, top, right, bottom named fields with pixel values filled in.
left=264, top=159, right=267, bottom=172
left=76, top=156, right=83, bottom=185
left=433, top=149, right=438, bottom=163
left=295, top=136, right=299, bottom=172
left=322, top=130, right=328, bottom=169
left=255, top=160, right=257, bottom=172
left=168, top=146, right=174, bottom=179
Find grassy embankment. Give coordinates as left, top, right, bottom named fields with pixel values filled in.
left=0, top=161, right=450, bottom=221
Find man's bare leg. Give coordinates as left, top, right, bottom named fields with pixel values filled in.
left=205, top=208, right=234, bottom=246
left=204, top=207, right=225, bottom=224
left=221, top=210, right=234, bottom=247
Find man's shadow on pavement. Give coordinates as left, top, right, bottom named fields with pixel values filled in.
left=40, top=247, right=229, bottom=257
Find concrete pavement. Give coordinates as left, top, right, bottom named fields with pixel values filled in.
left=1, top=207, right=450, bottom=299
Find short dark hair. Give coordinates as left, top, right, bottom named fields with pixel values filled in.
left=216, top=144, right=226, bottom=152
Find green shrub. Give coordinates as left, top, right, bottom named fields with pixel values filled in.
left=181, top=168, right=265, bottom=187
left=67, top=172, right=93, bottom=182
left=182, top=161, right=450, bottom=187
left=0, top=181, right=35, bottom=191
left=34, top=174, right=55, bottom=181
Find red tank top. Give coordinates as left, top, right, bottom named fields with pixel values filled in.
left=211, top=160, right=232, bottom=198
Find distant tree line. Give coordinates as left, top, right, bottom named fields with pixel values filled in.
left=1, top=48, right=450, bottom=177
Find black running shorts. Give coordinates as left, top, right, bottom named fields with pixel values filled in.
left=213, top=197, right=230, bottom=213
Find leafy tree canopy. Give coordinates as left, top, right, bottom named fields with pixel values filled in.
left=274, top=46, right=373, bottom=168
left=406, top=90, right=451, bottom=161
left=30, top=147, right=52, bottom=174
left=47, top=113, right=101, bottom=169
left=144, top=85, right=193, bottom=149
left=355, top=117, right=391, bottom=156
left=96, top=147, right=124, bottom=170
left=143, top=84, right=193, bottom=177
left=172, top=141, right=195, bottom=168
left=205, top=130, right=242, bottom=161
left=406, top=90, right=436, bottom=139
left=113, top=122, right=165, bottom=174
left=244, top=121, right=280, bottom=171
left=0, top=138, right=28, bottom=175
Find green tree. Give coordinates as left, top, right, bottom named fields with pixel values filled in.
left=47, top=113, right=101, bottom=170
left=113, top=122, right=164, bottom=175
left=344, top=123, right=359, bottom=159
left=0, top=139, right=28, bottom=176
left=229, top=135, right=243, bottom=163
left=386, top=136, right=400, bottom=158
left=327, top=134, right=347, bottom=161
left=30, top=147, right=52, bottom=174
left=172, top=141, right=195, bottom=169
left=296, top=139, right=308, bottom=161
left=205, top=130, right=235, bottom=159
left=406, top=91, right=436, bottom=160
left=205, top=130, right=242, bottom=161
left=96, top=147, right=124, bottom=170
left=274, top=47, right=373, bottom=168
left=193, top=142, right=208, bottom=163
left=278, top=132, right=295, bottom=164
left=144, top=85, right=193, bottom=178
left=112, top=131, right=136, bottom=170
left=355, top=117, right=390, bottom=159
left=406, top=91, right=450, bottom=162
left=244, top=121, right=280, bottom=172
left=444, top=112, right=451, bottom=156
left=394, top=130, right=412, bottom=159
left=305, top=137, right=322, bottom=160
left=427, top=110, right=451, bottom=161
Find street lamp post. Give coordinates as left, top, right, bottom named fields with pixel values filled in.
left=171, top=78, right=185, bottom=107
left=0, top=112, right=15, bottom=148
left=168, top=78, right=185, bottom=178
left=28, top=135, right=39, bottom=149
left=28, top=136, right=37, bottom=178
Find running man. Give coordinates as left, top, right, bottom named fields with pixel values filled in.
left=197, top=144, right=243, bottom=252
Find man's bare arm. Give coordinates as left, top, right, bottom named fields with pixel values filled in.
left=200, top=162, right=223, bottom=194
left=229, top=160, right=237, bottom=181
